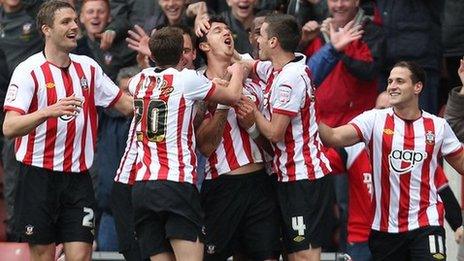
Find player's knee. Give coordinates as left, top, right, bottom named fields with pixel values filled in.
left=29, top=244, right=55, bottom=260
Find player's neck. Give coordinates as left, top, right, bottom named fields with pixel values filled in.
left=205, top=58, right=230, bottom=79
left=271, top=51, right=295, bottom=71
left=393, top=105, right=422, bottom=121
left=44, top=44, right=71, bottom=68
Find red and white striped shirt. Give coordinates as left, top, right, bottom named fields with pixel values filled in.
left=205, top=79, right=265, bottom=179
left=350, top=108, right=463, bottom=233
left=254, top=56, right=331, bottom=182
left=4, top=52, right=122, bottom=173
left=128, top=67, right=215, bottom=184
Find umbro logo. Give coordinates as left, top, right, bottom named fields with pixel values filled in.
left=383, top=128, right=394, bottom=135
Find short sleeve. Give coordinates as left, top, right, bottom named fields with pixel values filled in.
left=254, top=61, right=272, bottom=83
left=93, top=64, right=122, bottom=107
left=182, top=70, right=215, bottom=101
left=127, top=72, right=144, bottom=96
left=243, top=80, right=264, bottom=111
left=440, top=121, right=463, bottom=157
left=271, top=71, right=306, bottom=117
left=3, top=63, right=35, bottom=114
left=349, top=109, right=377, bottom=144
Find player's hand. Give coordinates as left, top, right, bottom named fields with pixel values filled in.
left=45, top=95, right=83, bottom=118
left=126, top=25, right=151, bottom=57
left=330, top=20, right=363, bottom=51
left=301, top=20, right=320, bottom=44
left=96, top=30, right=116, bottom=51
left=227, top=63, right=245, bottom=76
left=212, top=78, right=229, bottom=88
left=195, top=13, right=210, bottom=37
left=455, top=226, right=464, bottom=243
left=186, top=1, right=207, bottom=17
left=235, top=95, right=257, bottom=129
left=458, top=58, right=464, bottom=95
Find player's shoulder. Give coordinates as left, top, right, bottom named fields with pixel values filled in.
left=69, top=53, right=101, bottom=67
left=15, top=52, right=46, bottom=72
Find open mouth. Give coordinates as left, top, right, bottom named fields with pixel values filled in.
left=238, top=3, right=250, bottom=11
left=66, top=32, right=77, bottom=40
left=90, top=20, right=101, bottom=26
left=224, top=37, right=232, bottom=46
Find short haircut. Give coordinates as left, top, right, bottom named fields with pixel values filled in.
left=149, top=26, right=184, bottom=67
left=393, top=61, right=426, bottom=86
left=264, top=14, right=301, bottom=53
left=196, top=15, right=229, bottom=65
left=37, top=0, right=75, bottom=38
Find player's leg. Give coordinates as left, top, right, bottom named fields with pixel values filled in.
left=29, top=244, right=56, bottom=261
left=241, top=171, right=281, bottom=261
left=58, top=173, right=96, bottom=261
left=171, top=238, right=204, bottom=261
left=14, top=164, right=59, bottom=261
left=277, top=177, right=334, bottom=261
left=409, top=226, right=446, bottom=261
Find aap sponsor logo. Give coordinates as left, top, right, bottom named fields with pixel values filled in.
left=389, top=149, right=427, bottom=174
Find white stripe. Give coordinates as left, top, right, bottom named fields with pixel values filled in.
left=438, top=235, right=444, bottom=254
left=429, top=235, right=436, bottom=253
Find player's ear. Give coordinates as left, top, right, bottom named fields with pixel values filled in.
left=199, top=42, right=210, bottom=52
left=414, top=81, right=423, bottom=95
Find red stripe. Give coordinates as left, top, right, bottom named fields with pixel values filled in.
left=223, top=122, right=240, bottom=170
left=398, top=121, right=414, bottom=232
left=22, top=71, right=39, bottom=165
left=283, top=124, right=296, bottom=181
left=61, top=69, right=76, bottom=172
left=380, top=114, right=394, bottom=231
left=208, top=151, right=219, bottom=179
left=3, top=106, right=25, bottom=114
left=203, top=83, right=216, bottom=101
left=274, top=144, right=282, bottom=181
left=273, top=108, right=298, bottom=117
left=41, top=63, right=58, bottom=170
left=128, top=162, right=137, bottom=185
left=155, top=74, right=173, bottom=180
left=141, top=76, right=157, bottom=180
left=176, top=96, right=186, bottom=182
left=418, top=117, right=435, bottom=227
left=237, top=119, right=254, bottom=164
left=301, top=92, right=315, bottom=179
left=88, top=67, right=98, bottom=157
left=73, top=62, right=90, bottom=172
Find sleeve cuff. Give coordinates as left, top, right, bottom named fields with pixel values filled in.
left=4, top=106, right=26, bottom=115
left=445, top=145, right=463, bottom=158
left=273, top=108, right=297, bottom=117
left=349, top=123, right=363, bottom=140
left=108, top=90, right=123, bottom=108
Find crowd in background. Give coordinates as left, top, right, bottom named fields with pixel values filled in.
left=0, top=0, right=463, bottom=254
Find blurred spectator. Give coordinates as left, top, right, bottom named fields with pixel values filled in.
left=303, top=0, right=384, bottom=252
left=444, top=58, right=464, bottom=142
left=0, top=0, right=44, bottom=241
left=143, top=0, right=207, bottom=33
left=287, top=0, right=328, bottom=25
left=376, top=0, right=444, bottom=114
left=442, top=0, right=464, bottom=108
left=221, top=0, right=256, bottom=54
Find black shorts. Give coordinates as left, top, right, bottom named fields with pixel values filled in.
left=277, top=176, right=334, bottom=253
left=14, top=163, right=96, bottom=245
left=110, top=182, right=139, bottom=253
left=369, top=226, right=446, bottom=261
left=132, top=180, right=205, bottom=259
left=200, top=170, right=281, bottom=260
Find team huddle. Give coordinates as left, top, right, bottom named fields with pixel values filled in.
left=3, top=1, right=464, bottom=261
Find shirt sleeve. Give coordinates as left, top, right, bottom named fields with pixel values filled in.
left=254, top=61, right=272, bottom=83
left=93, top=63, right=123, bottom=107
left=3, top=63, right=35, bottom=114
left=349, top=109, right=377, bottom=144
left=127, top=72, right=143, bottom=96
left=182, top=70, right=215, bottom=101
left=271, top=71, right=306, bottom=117
left=440, top=120, right=463, bottom=157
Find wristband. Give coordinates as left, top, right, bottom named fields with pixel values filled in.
left=216, top=104, right=230, bottom=110
left=246, top=123, right=260, bottom=139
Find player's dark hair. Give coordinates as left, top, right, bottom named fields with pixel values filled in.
left=37, top=0, right=76, bottom=38
left=264, top=14, right=301, bottom=53
left=149, top=26, right=184, bottom=67
left=393, top=61, right=426, bottom=86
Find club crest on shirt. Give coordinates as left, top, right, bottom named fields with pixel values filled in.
left=5, top=84, right=18, bottom=103
left=425, top=131, right=435, bottom=145
left=388, top=149, right=428, bottom=174
left=80, top=76, right=89, bottom=90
